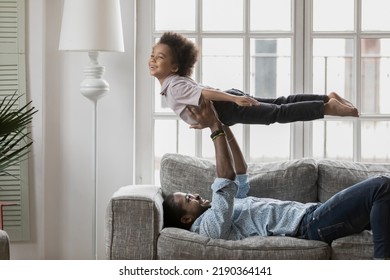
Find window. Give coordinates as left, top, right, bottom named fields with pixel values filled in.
left=310, top=0, right=390, bottom=162
left=0, top=0, right=30, bottom=240
left=135, top=0, right=390, bottom=185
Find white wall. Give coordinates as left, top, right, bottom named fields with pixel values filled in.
left=11, top=0, right=135, bottom=259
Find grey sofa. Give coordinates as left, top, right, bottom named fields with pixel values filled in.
left=0, top=230, right=10, bottom=260
left=105, top=153, right=390, bottom=260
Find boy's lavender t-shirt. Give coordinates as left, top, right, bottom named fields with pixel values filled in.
left=160, top=74, right=209, bottom=125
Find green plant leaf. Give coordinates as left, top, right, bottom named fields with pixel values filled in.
left=0, top=92, right=37, bottom=175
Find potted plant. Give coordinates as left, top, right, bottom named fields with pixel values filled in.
left=0, top=92, right=36, bottom=230
left=0, top=92, right=37, bottom=176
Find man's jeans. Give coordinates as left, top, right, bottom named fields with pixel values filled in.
left=298, top=175, right=390, bottom=259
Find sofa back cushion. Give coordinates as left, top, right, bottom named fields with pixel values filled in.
left=160, top=154, right=216, bottom=199
left=160, top=153, right=318, bottom=203
left=317, top=159, right=390, bottom=202
left=247, top=158, right=318, bottom=203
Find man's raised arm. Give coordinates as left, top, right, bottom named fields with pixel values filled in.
left=186, top=100, right=235, bottom=181
left=222, top=125, right=247, bottom=175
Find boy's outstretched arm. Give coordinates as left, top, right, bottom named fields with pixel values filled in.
left=201, top=88, right=260, bottom=107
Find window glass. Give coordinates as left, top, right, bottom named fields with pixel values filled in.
left=250, top=38, right=291, bottom=97
left=203, top=0, right=243, bottom=31
left=202, top=38, right=243, bottom=90
left=312, top=121, right=353, bottom=160
left=155, top=0, right=196, bottom=31
left=362, top=0, right=390, bottom=31
left=249, top=124, right=290, bottom=162
left=313, top=39, right=354, bottom=102
left=313, top=0, right=354, bottom=31
left=250, top=0, right=291, bottom=31
left=154, top=119, right=196, bottom=181
left=361, top=121, right=390, bottom=163
left=154, top=119, right=196, bottom=157
left=154, top=119, right=177, bottom=159
left=361, top=39, right=390, bottom=114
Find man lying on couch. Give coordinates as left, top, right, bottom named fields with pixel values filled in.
left=162, top=99, right=390, bottom=259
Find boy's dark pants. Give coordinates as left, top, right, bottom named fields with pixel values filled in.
left=213, top=88, right=326, bottom=126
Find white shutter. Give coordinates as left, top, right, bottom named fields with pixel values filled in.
left=0, top=0, right=29, bottom=241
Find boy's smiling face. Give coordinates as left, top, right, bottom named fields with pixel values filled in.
left=149, top=43, right=178, bottom=84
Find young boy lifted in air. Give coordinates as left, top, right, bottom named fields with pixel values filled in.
left=149, top=32, right=359, bottom=127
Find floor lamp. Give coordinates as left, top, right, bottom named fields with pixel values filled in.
left=58, top=0, right=124, bottom=259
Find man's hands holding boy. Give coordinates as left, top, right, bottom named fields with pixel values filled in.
left=186, top=98, right=221, bottom=130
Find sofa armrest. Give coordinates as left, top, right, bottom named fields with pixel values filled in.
left=105, top=185, right=163, bottom=259
left=0, top=230, right=10, bottom=260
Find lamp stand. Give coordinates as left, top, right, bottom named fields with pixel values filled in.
left=80, top=51, right=109, bottom=259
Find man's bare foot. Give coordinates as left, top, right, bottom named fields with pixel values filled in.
left=327, top=92, right=355, bottom=108
left=324, top=98, right=359, bottom=117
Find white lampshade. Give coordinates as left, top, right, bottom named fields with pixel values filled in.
left=59, top=0, right=124, bottom=52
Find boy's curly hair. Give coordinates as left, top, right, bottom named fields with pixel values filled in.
left=158, top=32, right=199, bottom=77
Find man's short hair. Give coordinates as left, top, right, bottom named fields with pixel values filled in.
left=162, top=193, right=190, bottom=230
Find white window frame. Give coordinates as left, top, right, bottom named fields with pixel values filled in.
left=303, top=0, right=390, bottom=161
left=135, top=0, right=390, bottom=185
left=135, top=0, right=305, bottom=184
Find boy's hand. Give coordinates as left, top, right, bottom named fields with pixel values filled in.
left=234, top=95, right=260, bottom=107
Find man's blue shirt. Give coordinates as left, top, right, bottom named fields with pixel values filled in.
left=190, top=174, right=317, bottom=240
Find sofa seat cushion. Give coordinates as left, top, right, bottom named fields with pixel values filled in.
left=331, top=230, right=373, bottom=260
left=157, top=228, right=330, bottom=260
